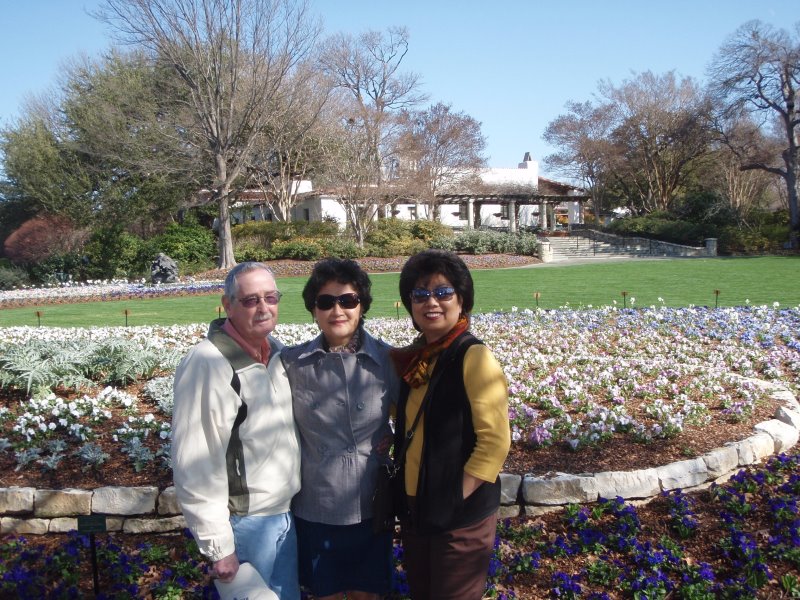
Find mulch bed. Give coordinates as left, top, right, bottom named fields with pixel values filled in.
left=193, top=254, right=541, bottom=280
left=503, top=391, right=778, bottom=476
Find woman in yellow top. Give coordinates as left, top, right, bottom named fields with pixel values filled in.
left=391, top=249, right=511, bottom=600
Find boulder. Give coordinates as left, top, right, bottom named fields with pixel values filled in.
left=150, top=253, right=179, bottom=284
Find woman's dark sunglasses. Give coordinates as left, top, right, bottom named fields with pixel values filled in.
left=410, top=286, right=456, bottom=304
left=315, top=293, right=361, bottom=310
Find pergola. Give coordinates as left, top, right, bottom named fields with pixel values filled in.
left=434, top=191, right=590, bottom=231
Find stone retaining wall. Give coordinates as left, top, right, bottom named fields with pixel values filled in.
left=2, top=381, right=797, bottom=535
left=580, top=229, right=716, bottom=257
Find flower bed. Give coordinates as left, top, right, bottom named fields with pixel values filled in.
left=1, top=305, right=799, bottom=484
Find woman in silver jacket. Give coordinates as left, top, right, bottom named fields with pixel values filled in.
left=281, top=258, right=397, bottom=600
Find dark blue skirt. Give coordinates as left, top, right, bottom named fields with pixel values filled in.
left=295, top=516, right=393, bottom=597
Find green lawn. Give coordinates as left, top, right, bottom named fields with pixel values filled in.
left=1, top=256, right=798, bottom=328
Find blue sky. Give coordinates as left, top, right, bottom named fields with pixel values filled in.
left=1, top=1, right=795, bottom=174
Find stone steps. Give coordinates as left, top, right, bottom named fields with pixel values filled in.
left=544, top=237, right=651, bottom=260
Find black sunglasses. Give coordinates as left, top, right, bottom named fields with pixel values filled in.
left=315, top=293, right=361, bottom=310
left=410, top=286, right=456, bottom=304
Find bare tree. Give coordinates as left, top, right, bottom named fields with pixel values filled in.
left=699, top=116, right=780, bottom=223
left=244, top=64, right=334, bottom=222
left=600, top=71, right=713, bottom=214
left=319, top=26, right=426, bottom=241
left=95, top=0, right=321, bottom=267
left=708, top=20, right=800, bottom=249
left=543, top=100, right=615, bottom=221
left=396, top=102, right=487, bottom=220
left=318, top=117, right=383, bottom=245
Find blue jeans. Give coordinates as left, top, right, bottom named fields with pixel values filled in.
left=231, top=511, right=299, bottom=600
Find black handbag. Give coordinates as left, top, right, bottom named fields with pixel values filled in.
left=371, top=461, right=400, bottom=534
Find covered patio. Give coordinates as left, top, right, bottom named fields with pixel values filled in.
left=434, top=190, right=590, bottom=232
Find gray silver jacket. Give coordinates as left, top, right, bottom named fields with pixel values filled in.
left=281, top=328, right=397, bottom=525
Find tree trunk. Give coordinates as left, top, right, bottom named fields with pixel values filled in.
left=217, top=194, right=236, bottom=269
left=473, top=201, right=483, bottom=229
left=787, top=167, right=799, bottom=249
left=785, top=130, right=799, bottom=249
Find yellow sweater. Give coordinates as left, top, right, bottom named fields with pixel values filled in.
left=404, top=344, right=510, bottom=496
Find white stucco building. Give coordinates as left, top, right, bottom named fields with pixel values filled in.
left=230, top=152, right=586, bottom=231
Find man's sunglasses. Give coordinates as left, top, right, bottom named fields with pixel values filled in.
left=410, top=286, right=456, bottom=304
left=237, top=292, right=283, bottom=307
left=315, top=293, right=361, bottom=310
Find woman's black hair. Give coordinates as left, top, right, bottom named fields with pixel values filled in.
left=398, top=249, right=474, bottom=316
left=302, top=258, right=373, bottom=314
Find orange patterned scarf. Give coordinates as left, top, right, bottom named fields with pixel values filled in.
left=390, top=316, right=470, bottom=388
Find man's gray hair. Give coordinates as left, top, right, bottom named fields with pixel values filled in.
left=224, top=262, right=276, bottom=301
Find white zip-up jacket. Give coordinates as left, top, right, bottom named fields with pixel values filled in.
left=171, top=319, right=301, bottom=562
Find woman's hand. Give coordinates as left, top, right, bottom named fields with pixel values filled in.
left=462, top=473, right=483, bottom=499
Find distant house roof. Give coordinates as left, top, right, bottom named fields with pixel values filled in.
left=538, top=177, right=583, bottom=196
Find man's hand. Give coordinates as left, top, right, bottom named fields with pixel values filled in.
left=211, top=553, right=240, bottom=583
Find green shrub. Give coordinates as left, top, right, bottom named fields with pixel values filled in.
left=717, top=227, right=782, bottom=254
left=510, top=232, right=540, bottom=256
left=363, top=243, right=393, bottom=258
left=82, top=229, right=148, bottom=280
left=606, top=216, right=708, bottom=246
left=451, top=230, right=501, bottom=254
left=365, top=218, right=412, bottom=246
left=150, top=223, right=216, bottom=265
left=429, top=235, right=456, bottom=252
left=365, top=237, right=427, bottom=258
left=400, top=238, right=428, bottom=256
left=675, top=192, right=738, bottom=228
left=364, top=219, right=412, bottom=257
left=178, top=258, right=219, bottom=276
left=319, top=238, right=366, bottom=259
left=758, top=222, right=792, bottom=246
left=301, top=220, right=341, bottom=238
left=364, top=218, right=448, bottom=257
left=0, top=265, right=29, bottom=290
left=232, top=220, right=339, bottom=246
left=438, top=230, right=539, bottom=256
left=270, top=238, right=324, bottom=261
left=231, top=220, right=284, bottom=240
left=409, top=219, right=453, bottom=243
left=234, top=240, right=271, bottom=263
left=26, top=252, right=88, bottom=284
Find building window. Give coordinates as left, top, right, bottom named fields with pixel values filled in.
left=458, top=204, right=468, bottom=220
left=408, top=206, right=417, bottom=219
left=303, top=208, right=310, bottom=222
left=500, top=204, right=509, bottom=220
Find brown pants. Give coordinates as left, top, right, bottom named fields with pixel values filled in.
left=400, top=512, right=497, bottom=600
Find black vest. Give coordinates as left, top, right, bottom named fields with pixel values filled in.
left=395, top=332, right=501, bottom=533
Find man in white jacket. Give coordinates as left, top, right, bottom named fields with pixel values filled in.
left=172, top=262, right=301, bottom=599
